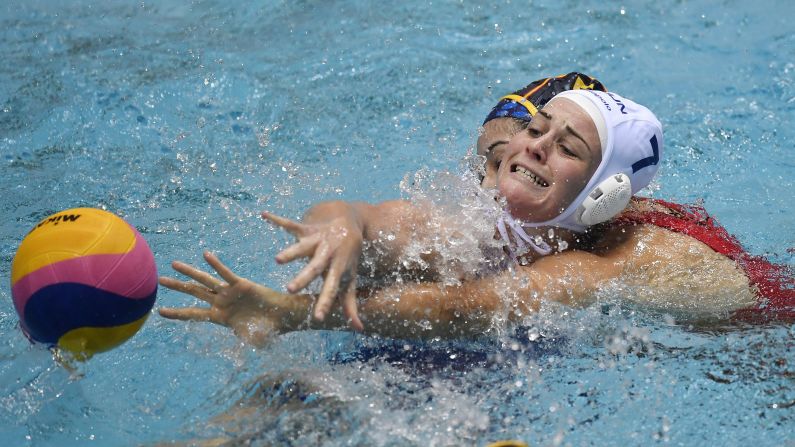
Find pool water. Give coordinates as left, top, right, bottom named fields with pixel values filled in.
left=1, top=0, right=794, bottom=445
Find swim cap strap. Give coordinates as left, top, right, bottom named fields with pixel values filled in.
left=497, top=212, right=553, bottom=259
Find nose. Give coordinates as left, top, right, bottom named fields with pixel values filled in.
left=527, top=134, right=550, bottom=164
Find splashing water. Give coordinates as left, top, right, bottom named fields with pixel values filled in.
left=0, top=1, right=793, bottom=446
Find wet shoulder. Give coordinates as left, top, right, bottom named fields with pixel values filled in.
left=594, top=223, right=757, bottom=318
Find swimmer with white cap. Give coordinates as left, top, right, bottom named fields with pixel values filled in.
left=160, top=77, right=778, bottom=343
left=494, top=89, right=663, bottom=257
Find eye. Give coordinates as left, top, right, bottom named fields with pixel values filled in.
left=560, top=145, right=578, bottom=158
left=487, top=155, right=502, bottom=170
left=487, top=145, right=506, bottom=170
left=527, top=127, right=541, bottom=137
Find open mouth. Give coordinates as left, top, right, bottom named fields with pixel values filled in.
left=512, top=165, right=549, bottom=187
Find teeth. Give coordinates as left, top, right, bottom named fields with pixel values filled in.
left=516, top=166, right=549, bottom=187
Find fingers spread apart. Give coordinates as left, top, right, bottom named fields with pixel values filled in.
left=170, top=259, right=224, bottom=291
left=202, top=251, right=240, bottom=285
left=341, top=278, right=363, bottom=331
left=275, top=235, right=319, bottom=265
left=159, top=276, right=217, bottom=303
left=158, top=307, right=212, bottom=322
left=261, top=211, right=306, bottom=237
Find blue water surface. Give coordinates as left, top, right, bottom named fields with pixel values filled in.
left=1, top=1, right=794, bottom=446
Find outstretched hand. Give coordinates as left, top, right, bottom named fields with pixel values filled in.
left=159, top=251, right=304, bottom=347
left=262, top=208, right=364, bottom=331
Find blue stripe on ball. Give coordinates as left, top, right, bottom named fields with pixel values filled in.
left=23, top=283, right=157, bottom=345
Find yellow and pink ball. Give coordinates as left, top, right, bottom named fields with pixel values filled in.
left=10, top=208, right=157, bottom=359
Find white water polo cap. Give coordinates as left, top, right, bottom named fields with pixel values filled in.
left=526, top=89, right=664, bottom=233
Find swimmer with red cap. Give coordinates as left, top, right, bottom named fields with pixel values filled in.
left=157, top=75, right=793, bottom=344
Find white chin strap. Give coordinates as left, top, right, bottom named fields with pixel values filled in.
left=496, top=212, right=553, bottom=257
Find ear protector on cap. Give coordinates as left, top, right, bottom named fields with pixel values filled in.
left=576, top=173, right=632, bottom=226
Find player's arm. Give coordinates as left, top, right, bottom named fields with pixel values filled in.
left=159, top=250, right=622, bottom=344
